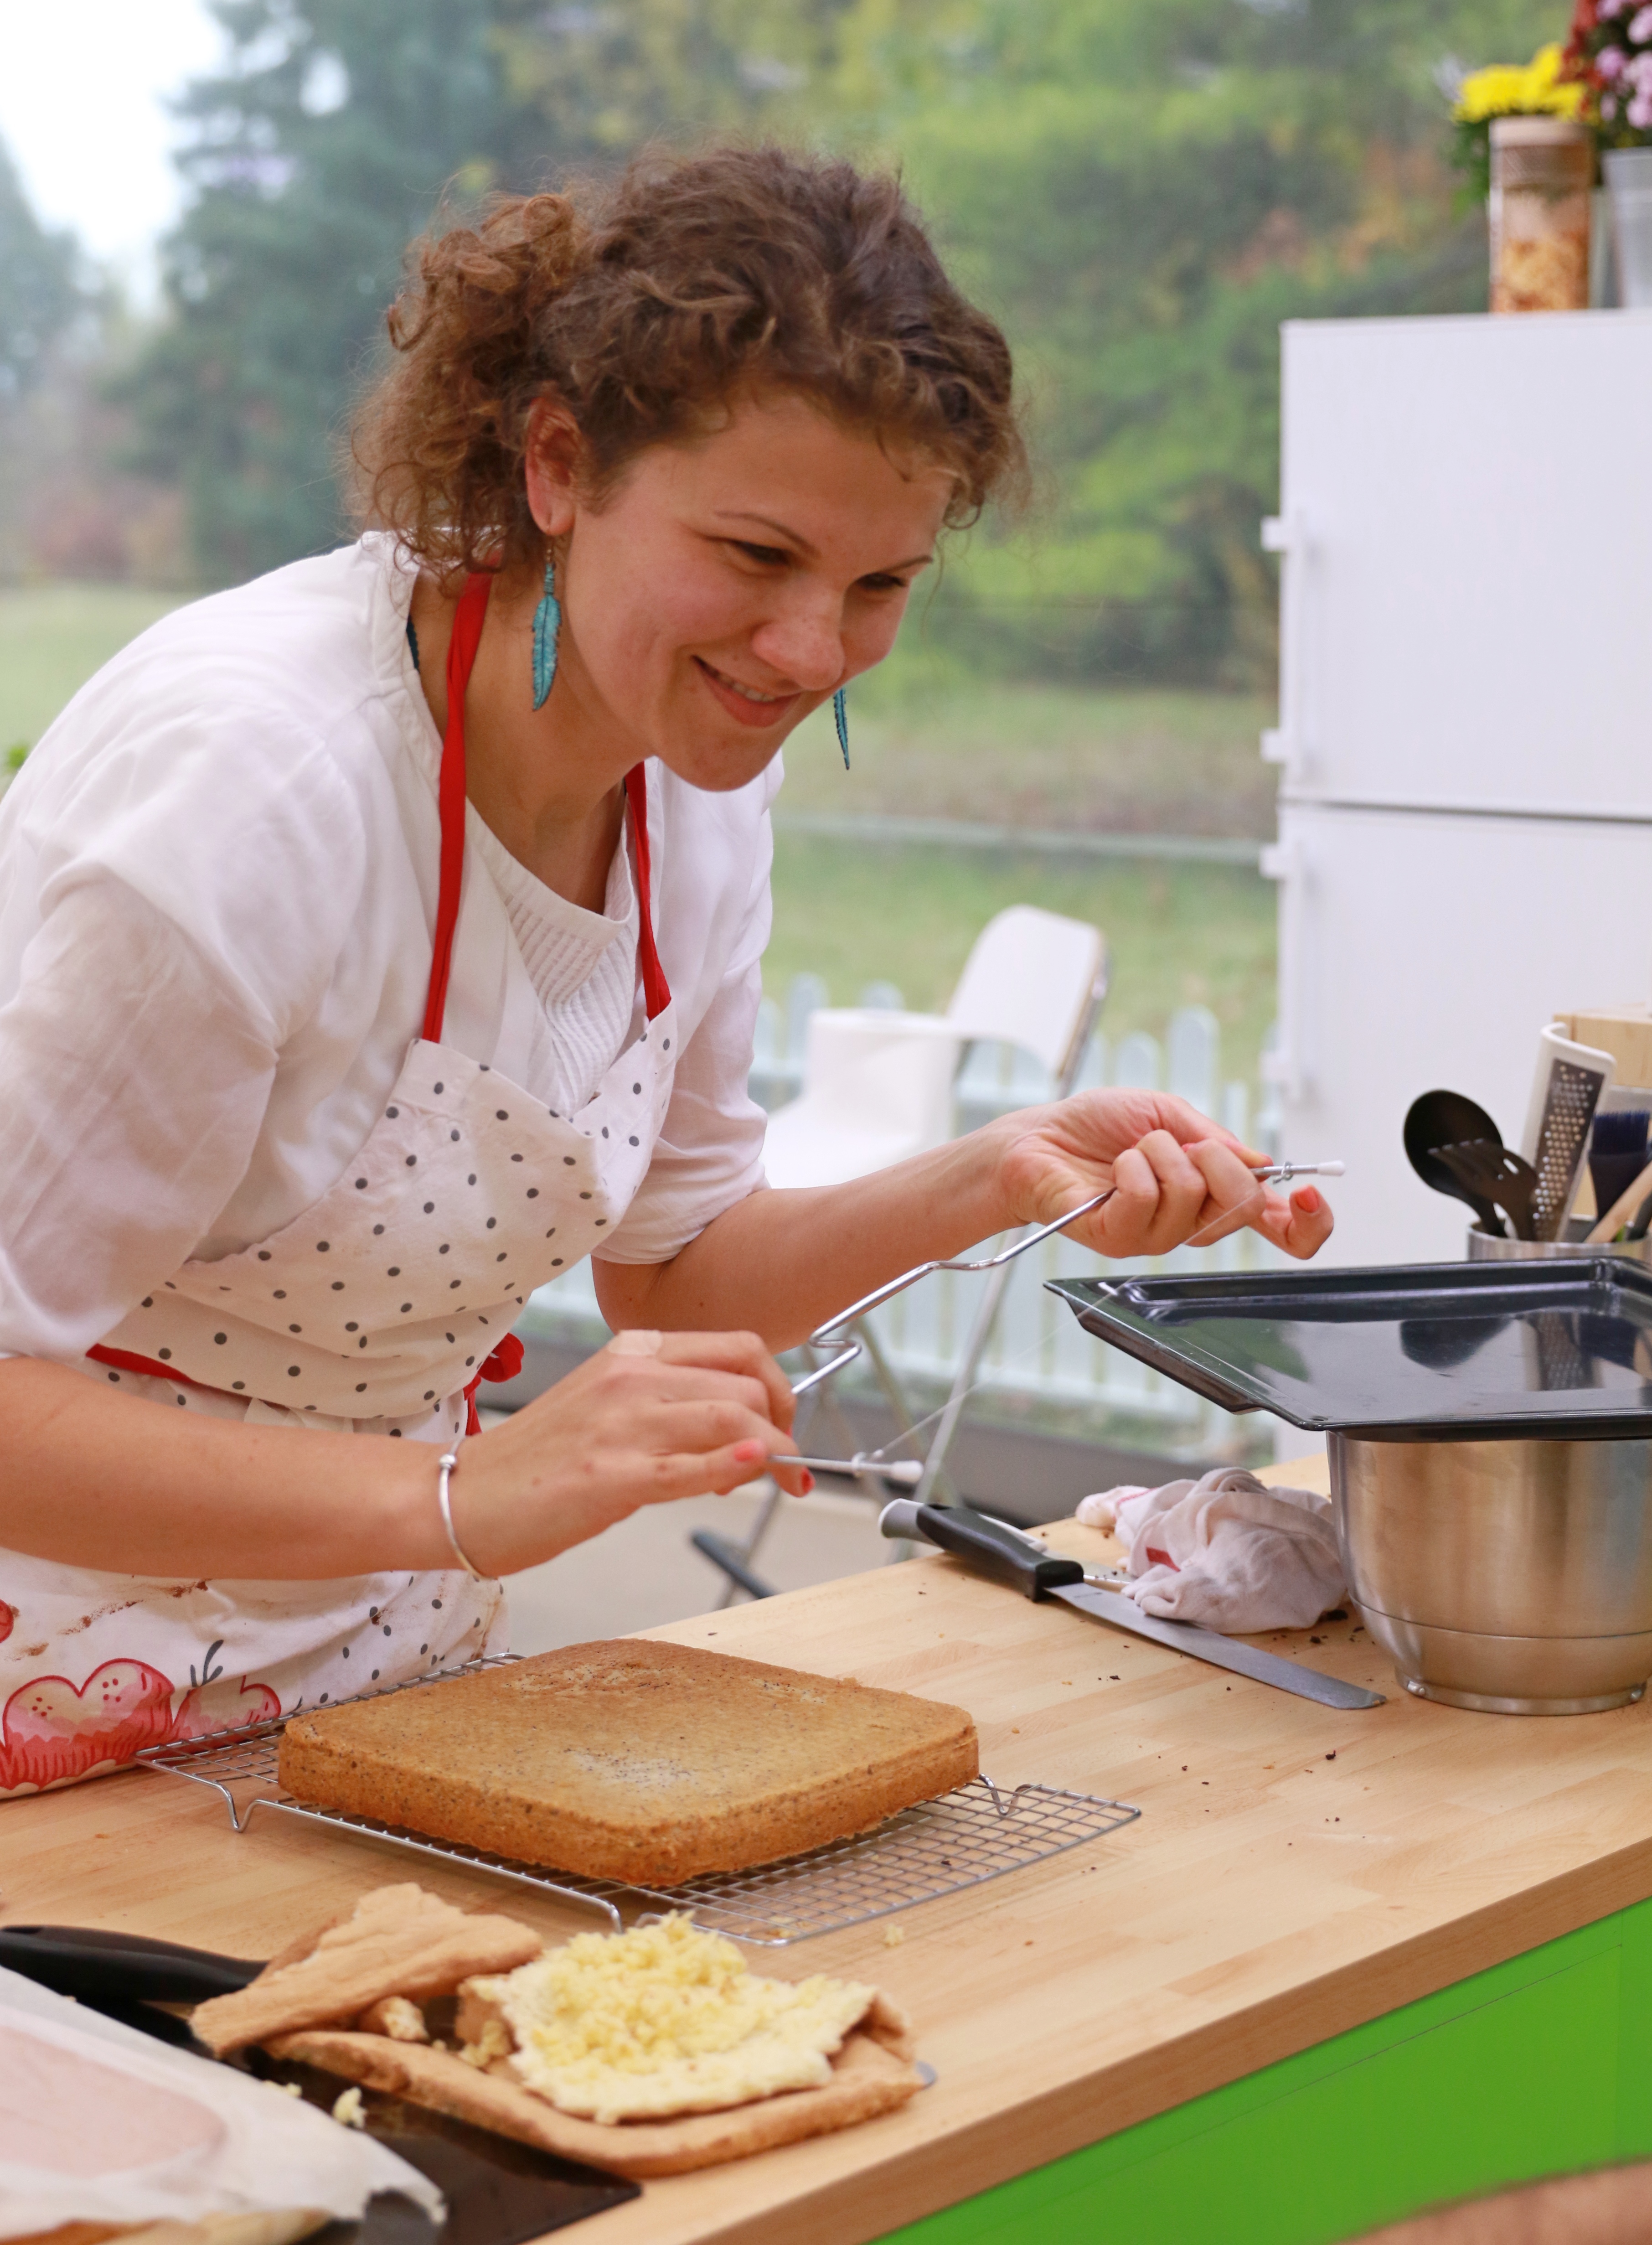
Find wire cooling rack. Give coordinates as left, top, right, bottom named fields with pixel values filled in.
left=138, top=1659, right=1141, bottom=1946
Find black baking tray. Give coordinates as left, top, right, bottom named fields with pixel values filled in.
left=1048, top=1258, right=1652, bottom=1440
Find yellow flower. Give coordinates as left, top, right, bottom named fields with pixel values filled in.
left=1454, top=43, right=1586, bottom=124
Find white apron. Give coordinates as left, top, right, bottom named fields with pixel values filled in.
left=0, top=572, right=680, bottom=1795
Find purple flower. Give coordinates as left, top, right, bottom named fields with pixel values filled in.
left=1630, top=89, right=1652, bottom=125
left=1631, top=3, right=1652, bottom=41
left=1629, top=47, right=1652, bottom=83
left=1605, top=90, right=1622, bottom=115
left=1601, top=0, right=1628, bottom=19
left=1601, top=44, right=1628, bottom=78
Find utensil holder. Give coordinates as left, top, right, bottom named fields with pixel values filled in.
left=1468, top=1221, right=1652, bottom=1266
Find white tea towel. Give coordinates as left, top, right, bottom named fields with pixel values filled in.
left=1075, top=1467, right=1345, bottom=1632
left=0, top=1966, right=444, bottom=2240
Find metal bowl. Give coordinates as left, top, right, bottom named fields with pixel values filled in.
left=1331, top=1431, right=1652, bottom=1714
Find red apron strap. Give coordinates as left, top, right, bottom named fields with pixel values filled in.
left=87, top=1343, right=212, bottom=1392
left=422, top=572, right=494, bottom=1046
left=423, top=582, right=670, bottom=1037
left=624, top=764, right=671, bottom=1022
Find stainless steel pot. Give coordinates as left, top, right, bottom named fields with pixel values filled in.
left=1330, top=1431, right=1652, bottom=1714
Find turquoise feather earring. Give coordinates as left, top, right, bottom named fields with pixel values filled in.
left=531, top=554, right=561, bottom=710
left=833, top=686, right=849, bottom=770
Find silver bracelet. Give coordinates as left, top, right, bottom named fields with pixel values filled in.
left=435, top=1449, right=486, bottom=1582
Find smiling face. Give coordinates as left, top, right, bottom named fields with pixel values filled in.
left=527, top=391, right=954, bottom=793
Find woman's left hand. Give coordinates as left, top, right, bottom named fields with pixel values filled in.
left=995, top=1089, right=1334, bottom=1262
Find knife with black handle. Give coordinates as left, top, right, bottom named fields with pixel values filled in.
left=880, top=1500, right=1384, bottom=1712
left=0, top=1923, right=265, bottom=2003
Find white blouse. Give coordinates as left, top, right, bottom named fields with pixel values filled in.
left=0, top=534, right=777, bottom=1365
left=469, top=800, right=640, bottom=1117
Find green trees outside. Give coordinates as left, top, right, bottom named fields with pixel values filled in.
left=116, top=0, right=1560, bottom=675
left=847, top=0, right=1560, bottom=682
left=0, top=139, right=82, bottom=409
left=121, top=0, right=543, bottom=586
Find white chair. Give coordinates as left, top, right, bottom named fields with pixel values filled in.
left=760, top=1009, right=963, bottom=1189
left=763, top=906, right=1108, bottom=1186
left=692, top=906, right=1109, bottom=1602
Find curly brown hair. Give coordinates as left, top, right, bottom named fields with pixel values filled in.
left=350, top=143, right=1025, bottom=582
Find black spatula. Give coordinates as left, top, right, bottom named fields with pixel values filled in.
left=1434, top=1140, right=1541, bottom=1242
left=1404, top=1089, right=1508, bottom=1237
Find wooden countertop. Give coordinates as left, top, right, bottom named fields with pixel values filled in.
left=10, top=1458, right=1652, bottom=2245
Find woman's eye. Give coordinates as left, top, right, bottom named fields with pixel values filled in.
left=860, top=574, right=910, bottom=595
left=732, top=541, right=789, bottom=567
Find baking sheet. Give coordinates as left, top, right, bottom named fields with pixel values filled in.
left=1049, top=1258, right=1652, bottom=1437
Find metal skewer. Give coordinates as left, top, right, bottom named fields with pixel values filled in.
left=768, top=1454, right=924, bottom=1484
left=790, top=1159, right=1345, bottom=1400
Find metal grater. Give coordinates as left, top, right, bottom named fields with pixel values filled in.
left=1531, top=1057, right=1609, bottom=1240
left=1526, top=1310, right=1598, bottom=1393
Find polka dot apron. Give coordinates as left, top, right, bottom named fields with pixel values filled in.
left=0, top=573, right=680, bottom=1795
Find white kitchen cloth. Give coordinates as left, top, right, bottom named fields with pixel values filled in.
left=0, top=1965, right=444, bottom=2239
left=1075, top=1466, right=1345, bottom=1632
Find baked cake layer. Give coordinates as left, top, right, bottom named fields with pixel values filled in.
left=276, top=1640, right=978, bottom=1882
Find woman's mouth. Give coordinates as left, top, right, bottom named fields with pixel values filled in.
left=694, top=657, right=802, bottom=728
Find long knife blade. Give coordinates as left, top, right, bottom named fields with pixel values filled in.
left=881, top=1500, right=1384, bottom=1712
left=1044, top=1579, right=1384, bottom=1709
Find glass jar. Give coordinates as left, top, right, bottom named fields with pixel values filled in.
left=1490, top=117, right=1594, bottom=313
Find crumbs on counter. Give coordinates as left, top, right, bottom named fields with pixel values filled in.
left=332, top=2085, right=367, bottom=2129
left=882, top=1924, right=904, bottom=1948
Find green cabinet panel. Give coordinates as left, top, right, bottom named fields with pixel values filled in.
left=883, top=1897, right=1652, bottom=2245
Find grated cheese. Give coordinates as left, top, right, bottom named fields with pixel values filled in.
left=330, top=2085, right=366, bottom=2130
left=467, top=1914, right=874, bottom=2124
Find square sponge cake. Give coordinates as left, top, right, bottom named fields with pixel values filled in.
left=277, top=1641, right=978, bottom=1884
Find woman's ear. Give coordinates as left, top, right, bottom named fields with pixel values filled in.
left=524, top=396, right=580, bottom=537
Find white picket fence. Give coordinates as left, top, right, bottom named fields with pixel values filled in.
left=521, top=976, right=1281, bottom=1448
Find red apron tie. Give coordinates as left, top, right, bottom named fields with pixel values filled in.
left=92, top=1333, right=526, bottom=1432
left=464, top=1333, right=527, bottom=1436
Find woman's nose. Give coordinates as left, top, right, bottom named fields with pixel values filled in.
left=750, top=604, right=844, bottom=694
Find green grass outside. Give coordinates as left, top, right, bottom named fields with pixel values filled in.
left=1, top=584, right=1279, bottom=1083
left=0, top=583, right=187, bottom=754
left=764, top=833, right=1276, bottom=1088
left=781, top=637, right=1275, bottom=838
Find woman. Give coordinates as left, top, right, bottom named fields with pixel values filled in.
left=0, top=147, right=1331, bottom=1794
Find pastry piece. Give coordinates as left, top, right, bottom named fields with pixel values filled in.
left=191, top=1882, right=541, bottom=2056
left=277, top=1640, right=978, bottom=1882
left=268, top=2021, right=922, bottom=2181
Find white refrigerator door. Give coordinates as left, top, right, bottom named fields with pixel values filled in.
left=1274, top=310, right=1652, bottom=816
left=1271, top=801, right=1652, bottom=1268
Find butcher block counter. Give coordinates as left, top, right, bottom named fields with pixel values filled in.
left=10, top=1457, right=1652, bottom=2245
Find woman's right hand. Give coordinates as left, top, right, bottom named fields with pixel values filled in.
left=444, top=1328, right=804, bottom=1576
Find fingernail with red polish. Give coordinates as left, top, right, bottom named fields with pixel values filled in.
left=801, top=1470, right=815, bottom=1494
left=733, top=1439, right=764, bottom=1464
